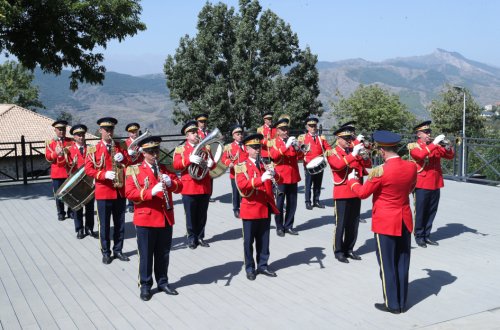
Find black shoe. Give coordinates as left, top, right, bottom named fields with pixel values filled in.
left=158, top=284, right=179, bottom=296
left=198, top=239, right=210, bottom=247
left=276, top=229, right=285, bottom=237
left=416, top=241, right=427, bottom=248
left=313, top=202, right=325, bottom=209
left=114, top=252, right=130, bottom=262
left=257, top=268, right=277, bottom=277
left=102, top=255, right=112, bottom=265
left=285, top=228, right=299, bottom=235
left=336, top=255, right=349, bottom=263
left=140, top=288, right=152, bottom=301
left=58, top=214, right=65, bottom=221
left=127, top=205, right=134, bottom=213
left=374, top=303, right=400, bottom=314
left=246, top=271, right=256, bottom=281
left=347, top=252, right=362, bottom=260
left=234, top=209, right=240, bottom=218
left=209, top=198, right=216, bottom=203
left=76, top=229, right=85, bottom=239
left=305, top=203, right=313, bottom=210
left=85, top=227, right=98, bottom=239
left=188, top=242, right=197, bottom=249
left=425, top=238, right=439, bottom=246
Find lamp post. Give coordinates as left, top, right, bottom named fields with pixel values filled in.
left=453, top=86, right=466, bottom=179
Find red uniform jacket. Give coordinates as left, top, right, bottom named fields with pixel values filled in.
left=409, top=140, right=454, bottom=190
left=348, top=157, right=417, bottom=236
left=221, top=141, right=248, bottom=179
left=257, top=125, right=276, bottom=159
left=269, top=137, right=302, bottom=184
left=125, top=137, right=144, bottom=165
left=197, top=127, right=209, bottom=140
left=173, top=142, right=215, bottom=195
left=84, top=140, right=131, bottom=199
left=67, top=142, right=88, bottom=174
left=327, top=144, right=372, bottom=199
left=45, top=137, right=72, bottom=179
left=235, top=159, right=281, bottom=219
left=125, top=161, right=182, bottom=227
left=298, top=133, right=331, bottom=165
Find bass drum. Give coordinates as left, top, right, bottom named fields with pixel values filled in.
left=55, top=167, right=95, bottom=211
left=306, top=156, right=327, bottom=175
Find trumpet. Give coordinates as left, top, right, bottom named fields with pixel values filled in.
left=438, top=139, right=452, bottom=148
left=257, top=156, right=283, bottom=196
left=155, top=159, right=172, bottom=211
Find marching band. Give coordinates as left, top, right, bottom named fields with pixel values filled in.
left=47, top=114, right=454, bottom=308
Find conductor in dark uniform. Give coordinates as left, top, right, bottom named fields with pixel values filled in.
left=347, top=130, right=417, bottom=314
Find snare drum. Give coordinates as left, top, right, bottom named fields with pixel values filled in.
left=55, top=167, right=95, bottom=211
left=305, top=156, right=327, bottom=175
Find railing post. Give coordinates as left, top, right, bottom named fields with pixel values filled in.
left=462, top=137, right=468, bottom=182
left=21, top=135, right=28, bottom=185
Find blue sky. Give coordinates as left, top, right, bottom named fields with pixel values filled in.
left=100, top=0, right=500, bottom=75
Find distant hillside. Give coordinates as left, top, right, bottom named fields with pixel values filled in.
left=34, top=49, right=500, bottom=132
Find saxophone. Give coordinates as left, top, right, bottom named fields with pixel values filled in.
left=110, top=140, right=125, bottom=188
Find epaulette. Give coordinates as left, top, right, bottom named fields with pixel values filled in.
left=234, top=162, right=247, bottom=174
left=174, top=145, right=185, bottom=154
left=368, top=165, right=384, bottom=180
left=87, top=145, right=96, bottom=153
left=257, top=126, right=263, bottom=134
left=224, top=144, right=231, bottom=152
left=297, top=134, right=305, bottom=142
left=407, top=142, right=420, bottom=151
left=324, top=149, right=337, bottom=157
left=267, top=139, right=274, bottom=148
left=126, top=165, right=140, bottom=176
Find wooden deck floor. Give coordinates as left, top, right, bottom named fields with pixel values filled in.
left=0, top=170, right=499, bottom=329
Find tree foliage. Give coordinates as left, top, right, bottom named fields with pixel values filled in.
left=0, top=0, right=146, bottom=90
left=330, top=84, right=416, bottom=135
left=164, top=0, right=322, bottom=133
left=0, top=60, right=43, bottom=110
left=428, top=85, right=484, bottom=137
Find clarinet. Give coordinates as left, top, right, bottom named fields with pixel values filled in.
left=155, top=159, right=172, bottom=210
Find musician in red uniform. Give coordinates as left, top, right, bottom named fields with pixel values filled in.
left=347, top=130, right=417, bottom=314
left=235, top=133, right=281, bottom=280
left=125, top=136, right=183, bottom=301
left=221, top=124, right=247, bottom=218
left=326, top=124, right=371, bottom=263
left=124, top=122, right=144, bottom=213
left=269, top=117, right=303, bottom=237
left=45, top=120, right=72, bottom=221
left=298, top=117, right=331, bottom=210
left=408, top=121, right=454, bottom=248
left=257, top=111, right=276, bottom=163
left=173, top=120, right=216, bottom=249
left=195, top=113, right=216, bottom=202
left=85, top=117, right=131, bottom=265
left=67, top=124, right=97, bottom=239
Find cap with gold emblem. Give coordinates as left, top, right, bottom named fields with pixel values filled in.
left=273, top=117, right=290, bottom=129
left=414, top=120, right=432, bottom=132
left=97, top=117, right=118, bottom=127
left=139, top=136, right=162, bottom=151
left=52, top=120, right=68, bottom=128
left=230, top=124, right=244, bottom=135
left=333, top=126, right=355, bottom=138
left=126, top=123, right=140, bottom=132
left=305, top=117, right=319, bottom=126
left=242, top=133, right=264, bottom=146
left=181, top=120, right=198, bottom=135
left=262, top=111, right=274, bottom=120
left=70, top=124, right=88, bottom=135
left=195, top=113, right=209, bottom=122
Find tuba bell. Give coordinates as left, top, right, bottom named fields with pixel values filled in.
left=188, top=128, right=225, bottom=180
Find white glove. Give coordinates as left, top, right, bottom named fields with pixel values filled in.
left=161, top=174, right=172, bottom=187
left=348, top=170, right=358, bottom=181
left=352, top=144, right=364, bottom=156
left=114, top=152, right=124, bottom=162
left=127, top=148, right=136, bottom=156
left=260, top=171, right=273, bottom=182
left=356, top=134, right=365, bottom=142
left=206, top=157, right=214, bottom=168
left=105, top=171, right=116, bottom=180
left=189, top=154, right=202, bottom=165
left=433, top=134, right=445, bottom=145
left=285, top=137, right=296, bottom=148
left=151, top=182, right=163, bottom=196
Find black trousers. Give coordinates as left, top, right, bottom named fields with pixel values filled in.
left=304, top=170, right=324, bottom=204
left=275, top=183, right=298, bottom=231
left=333, top=198, right=361, bottom=257
left=242, top=217, right=271, bottom=274
left=136, top=224, right=173, bottom=290
left=96, top=198, right=126, bottom=256
left=73, top=197, right=95, bottom=232
left=230, top=178, right=241, bottom=211
left=52, top=178, right=68, bottom=218
left=182, top=194, right=210, bottom=245
left=375, top=225, right=411, bottom=311
left=414, top=188, right=440, bottom=242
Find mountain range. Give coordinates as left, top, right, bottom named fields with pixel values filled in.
left=34, top=48, right=500, bottom=133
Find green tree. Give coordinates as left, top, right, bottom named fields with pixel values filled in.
left=56, top=110, right=73, bottom=125
left=0, top=0, right=146, bottom=90
left=0, top=60, right=43, bottom=110
left=330, top=84, right=416, bottom=134
left=164, top=0, right=322, bottom=133
left=428, top=85, right=484, bottom=137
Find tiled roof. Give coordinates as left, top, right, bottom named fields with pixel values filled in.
left=0, top=104, right=98, bottom=157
